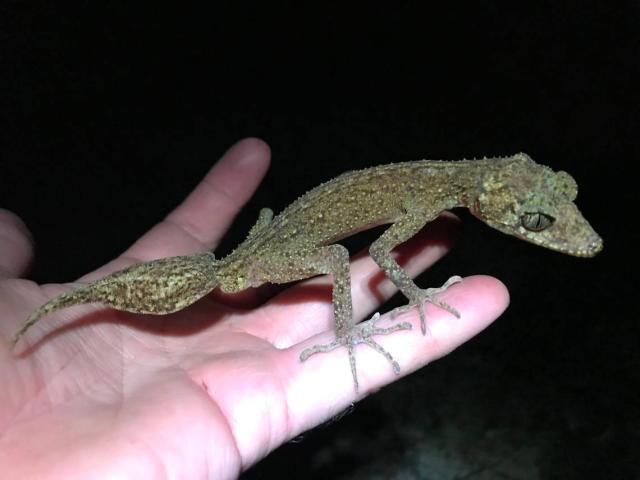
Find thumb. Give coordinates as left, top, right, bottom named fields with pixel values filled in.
left=0, top=209, right=34, bottom=279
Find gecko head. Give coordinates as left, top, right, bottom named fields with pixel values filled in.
left=470, top=153, right=603, bottom=257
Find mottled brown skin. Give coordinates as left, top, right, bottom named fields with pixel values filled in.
left=12, top=253, right=220, bottom=343
left=14, top=153, right=603, bottom=391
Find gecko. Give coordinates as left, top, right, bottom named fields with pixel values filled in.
left=12, top=153, right=603, bottom=391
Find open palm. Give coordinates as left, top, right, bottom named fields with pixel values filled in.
left=0, top=138, right=508, bottom=479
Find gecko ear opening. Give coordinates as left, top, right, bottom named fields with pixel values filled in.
left=521, top=212, right=555, bottom=232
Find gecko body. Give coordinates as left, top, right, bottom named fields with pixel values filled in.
left=13, top=153, right=602, bottom=391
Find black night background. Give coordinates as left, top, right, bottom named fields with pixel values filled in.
left=1, top=2, right=637, bottom=478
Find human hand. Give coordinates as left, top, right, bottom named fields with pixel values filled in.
left=0, top=138, right=508, bottom=479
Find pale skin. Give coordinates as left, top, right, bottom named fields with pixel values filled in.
left=1, top=138, right=511, bottom=479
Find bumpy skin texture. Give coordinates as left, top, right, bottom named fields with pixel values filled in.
left=12, top=252, right=219, bottom=343
left=13, top=153, right=602, bottom=391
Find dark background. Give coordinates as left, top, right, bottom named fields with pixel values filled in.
left=1, top=2, right=637, bottom=478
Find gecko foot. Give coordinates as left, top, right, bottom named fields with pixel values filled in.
left=389, top=275, right=463, bottom=335
left=300, top=312, right=412, bottom=393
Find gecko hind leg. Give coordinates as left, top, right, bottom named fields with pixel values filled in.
left=300, top=312, right=412, bottom=392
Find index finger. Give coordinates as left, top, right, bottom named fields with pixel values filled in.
left=284, top=275, right=509, bottom=432
left=125, top=137, right=271, bottom=262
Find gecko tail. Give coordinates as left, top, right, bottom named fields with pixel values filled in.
left=12, top=285, right=98, bottom=347
left=12, top=251, right=220, bottom=347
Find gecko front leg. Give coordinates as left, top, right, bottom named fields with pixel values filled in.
left=369, top=208, right=462, bottom=335
left=300, top=310, right=412, bottom=392
left=270, top=244, right=411, bottom=392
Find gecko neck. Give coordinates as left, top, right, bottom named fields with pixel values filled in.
left=416, top=157, right=498, bottom=210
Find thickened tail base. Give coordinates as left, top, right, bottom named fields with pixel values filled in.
left=13, top=252, right=220, bottom=346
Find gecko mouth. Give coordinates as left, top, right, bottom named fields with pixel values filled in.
left=517, top=229, right=603, bottom=257
left=557, top=235, right=603, bottom=257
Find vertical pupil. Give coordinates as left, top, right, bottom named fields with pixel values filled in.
left=523, top=212, right=553, bottom=231
left=534, top=215, right=542, bottom=229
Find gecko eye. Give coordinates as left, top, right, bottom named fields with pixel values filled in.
left=521, top=212, right=554, bottom=232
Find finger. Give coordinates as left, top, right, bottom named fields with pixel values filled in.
left=0, top=209, right=34, bottom=279
left=284, top=275, right=509, bottom=433
left=125, top=137, right=271, bottom=262
left=244, top=213, right=459, bottom=346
